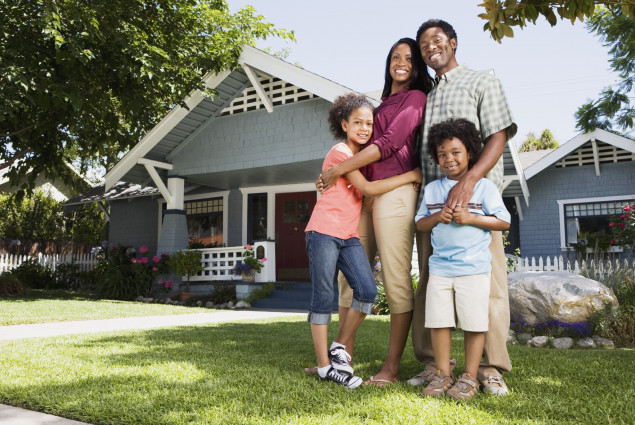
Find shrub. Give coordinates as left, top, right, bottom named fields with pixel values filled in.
left=0, top=274, right=24, bottom=297
left=93, top=243, right=170, bottom=300
left=10, top=259, right=55, bottom=289
left=209, top=284, right=236, bottom=304
left=168, top=250, right=203, bottom=293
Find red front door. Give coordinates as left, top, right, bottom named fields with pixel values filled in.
left=275, top=191, right=316, bottom=280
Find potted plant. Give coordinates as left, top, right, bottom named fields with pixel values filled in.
left=168, top=249, right=203, bottom=299
left=233, top=244, right=266, bottom=282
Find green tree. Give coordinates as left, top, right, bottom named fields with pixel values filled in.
left=478, top=0, right=634, bottom=42
left=519, top=129, right=559, bottom=152
left=575, top=8, right=634, bottom=134
left=1, top=1, right=293, bottom=194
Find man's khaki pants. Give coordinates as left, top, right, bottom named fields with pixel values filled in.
left=411, top=230, right=512, bottom=378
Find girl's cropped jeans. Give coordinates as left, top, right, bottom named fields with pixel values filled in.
left=305, top=231, right=377, bottom=325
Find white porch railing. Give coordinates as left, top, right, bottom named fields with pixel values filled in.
left=190, top=241, right=276, bottom=283
left=0, top=252, right=98, bottom=275
left=506, top=254, right=633, bottom=273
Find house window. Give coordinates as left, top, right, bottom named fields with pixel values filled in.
left=247, top=193, right=267, bottom=244
left=562, top=199, right=632, bottom=248
left=185, top=198, right=223, bottom=247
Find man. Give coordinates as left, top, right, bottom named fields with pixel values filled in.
left=408, top=19, right=517, bottom=395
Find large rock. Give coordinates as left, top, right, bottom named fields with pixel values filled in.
left=508, top=271, right=618, bottom=324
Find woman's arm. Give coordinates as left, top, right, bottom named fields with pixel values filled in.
left=345, top=167, right=422, bottom=197
left=452, top=206, right=510, bottom=231
left=319, top=145, right=381, bottom=191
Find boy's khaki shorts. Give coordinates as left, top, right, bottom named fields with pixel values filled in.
left=425, top=272, right=491, bottom=332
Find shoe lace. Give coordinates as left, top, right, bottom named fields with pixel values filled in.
left=331, top=347, right=351, bottom=363
left=487, top=376, right=503, bottom=386
left=327, top=368, right=349, bottom=384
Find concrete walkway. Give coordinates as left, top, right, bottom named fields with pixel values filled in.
left=0, top=309, right=304, bottom=424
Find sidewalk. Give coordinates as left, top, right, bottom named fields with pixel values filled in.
left=0, top=309, right=304, bottom=424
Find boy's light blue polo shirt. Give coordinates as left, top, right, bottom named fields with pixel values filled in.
left=415, top=177, right=511, bottom=277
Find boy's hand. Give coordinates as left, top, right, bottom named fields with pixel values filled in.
left=452, top=205, right=472, bottom=225
left=439, top=206, right=453, bottom=224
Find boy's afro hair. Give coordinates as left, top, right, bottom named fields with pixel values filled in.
left=427, top=118, right=483, bottom=169
left=328, top=93, right=374, bottom=141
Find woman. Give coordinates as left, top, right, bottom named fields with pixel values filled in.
left=318, top=37, right=433, bottom=386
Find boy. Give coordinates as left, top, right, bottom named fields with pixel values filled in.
left=415, top=118, right=510, bottom=400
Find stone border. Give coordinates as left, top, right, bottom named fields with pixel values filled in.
left=507, top=330, right=615, bottom=349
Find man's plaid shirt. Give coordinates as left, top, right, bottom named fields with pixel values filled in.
left=419, top=64, right=517, bottom=196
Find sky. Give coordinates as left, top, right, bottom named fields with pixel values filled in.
left=231, top=0, right=619, bottom=146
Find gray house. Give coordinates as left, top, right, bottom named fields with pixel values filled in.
left=517, top=129, right=635, bottom=259
left=67, top=46, right=527, bottom=281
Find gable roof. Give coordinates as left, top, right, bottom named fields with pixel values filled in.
left=524, top=128, right=635, bottom=180
left=105, top=46, right=374, bottom=190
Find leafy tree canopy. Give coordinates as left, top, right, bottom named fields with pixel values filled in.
left=519, top=129, right=559, bottom=152
left=478, top=0, right=634, bottom=42
left=1, top=0, right=294, bottom=194
left=575, top=7, right=634, bottom=134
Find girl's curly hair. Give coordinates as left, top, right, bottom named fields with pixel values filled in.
left=327, top=93, right=374, bottom=141
left=427, top=118, right=483, bottom=169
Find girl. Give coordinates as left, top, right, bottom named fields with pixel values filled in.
left=317, top=38, right=433, bottom=386
left=305, top=93, right=422, bottom=388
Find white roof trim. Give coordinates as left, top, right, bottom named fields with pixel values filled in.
left=104, top=70, right=231, bottom=190
left=242, top=64, right=274, bottom=113
left=104, top=46, right=378, bottom=190
left=524, top=128, right=635, bottom=180
left=507, top=138, right=530, bottom=206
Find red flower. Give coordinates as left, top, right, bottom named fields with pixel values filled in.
left=619, top=223, right=625, bottom=228
left=609, top=222, right=615, bottom=228
left=620, top=215, right=627, bottom=219
left=624, top=205, right=631, bottom=211
left=610, top=240, right=615, bottom=245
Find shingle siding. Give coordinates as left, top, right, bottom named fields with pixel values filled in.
left=519, top=161, right=635, bottom=258
left=108, top=197, right=159, bottom=253
left=172, top=98, right=333, bottom=178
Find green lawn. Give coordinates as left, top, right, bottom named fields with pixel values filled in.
left=0, top=290, right=207, bottom=325
left=0, top=315, right=632, bottom=424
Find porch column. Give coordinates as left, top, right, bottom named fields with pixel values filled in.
left=157, top=177, right=188, bottom=255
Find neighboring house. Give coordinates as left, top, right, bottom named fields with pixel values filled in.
left=517, top=129, right=635, bottom=259
left=0, top=161, right=93, bottom=202
left=67, top=46, right=526, bottom=281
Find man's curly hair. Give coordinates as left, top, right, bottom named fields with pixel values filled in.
left=427, top=118, right=483, bottom=169
left=328, top=93, right=374, bottom=141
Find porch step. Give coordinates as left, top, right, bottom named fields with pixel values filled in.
left=252, top=281, right=338, bottom=312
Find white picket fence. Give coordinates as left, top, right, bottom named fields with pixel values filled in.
left=0, top=252, right=98, bottom=275
left=507, top=254, right=633, bottom=274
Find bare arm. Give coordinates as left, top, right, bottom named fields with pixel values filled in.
left=452, top=206, right=510, bottom=231
left=445, top=129, right=506, bottom=209
left=319, top=145, right=381, bottom=192
left=346, top=167, right=422, bottom=197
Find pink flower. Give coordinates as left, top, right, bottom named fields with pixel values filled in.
left=624, top=206, right=631, bottom=211
left=609, top=222, right=615, bottom=228
left=157, top=280, right=163, bottom=285
left=261, top=257, right=267, bottom=262
left=152, top=267, right=158, bottom=272
left=165, top=280, right=172, bottom=288
left=245, top=244, right=252, bottom=250
left=131, top=258, right=137, bottom=263
left=152, top=256, right=160, bottom=263
left=139, top=246, right=149, bottom=254
left=619, top=223, right=625, bottom=228
left=610, top=240, right=615, bottom=245
left=139, top=257, right=148, bottom=264
left=620, top=215, right=627, bottom=219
